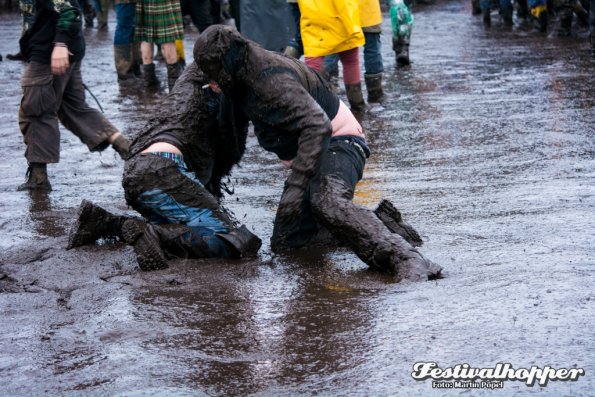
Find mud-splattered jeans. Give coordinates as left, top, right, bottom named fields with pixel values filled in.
left=123, top=152, right=234, bottom=257
left=271, top=135, right=370, bottom=250
left=19, top=61, right=118, bottom=163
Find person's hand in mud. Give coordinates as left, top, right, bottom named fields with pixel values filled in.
left=277, top=184, right=304, bottom=224
left=51, top=44, right=71, bottom=75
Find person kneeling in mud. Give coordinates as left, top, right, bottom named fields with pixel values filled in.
left=195, top=25, right=441, bottom=281
left=67, top=61, right=261, bottom=270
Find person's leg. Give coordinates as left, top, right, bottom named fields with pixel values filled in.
left=67, top=199, right=131, bottom=248
left=339, top=48, right=365, bottom=117
left=57, top=61, right=129, bottom=159
left=17, top=61, right=67, bottom=190
left=187, top=0, right=214, bottom=32
left=590, top=0, right=595, bottom=56
left=555, top=0, right=574, bottom=35
left=304, top=56, right=324, bottom=72
left=114, top=3, right=139, bottom=82
left=363, top=31, right=384, bottom=103
left=160, top=41, right=184, bottom=90
left=284, top=2, right=303, bottom=58
left=309, top=136, right=441, bottom=281
left=499, top=0, right=513, bottom=25
left=140, top=41, right=159, bottom=86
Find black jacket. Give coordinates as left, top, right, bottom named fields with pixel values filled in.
left=19, top=0, right=85, bottom=63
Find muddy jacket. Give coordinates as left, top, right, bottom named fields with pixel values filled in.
left=128, top=62, right=248, bottom=198
left=19, top=0, right=85, bottom=63
left=195, top=25, right=340, bottom=191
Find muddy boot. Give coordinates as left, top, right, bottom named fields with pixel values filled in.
left=84, top=3, right=95, bottom=28
left=216, top=225, right=262, bottom=258
left=111, top=134, right=131, bottom=160
left=501, top=6, right=513, bottom=26
left=122, top=218, right=168, bottom=271
left=556, top=8, right=573, bottom=36
left=311, top=177, right=442, bottom=281
left=472, top=0, right=482, bottom=14
left=114, top=44, right=141, bottom=86
left=6, top=52, right=24, bottom=61
left=17, top=163, right=51, bottom=192
left=374, top=199, right=423, bottom=247
left=345, top=83, right=366, bottom=121
left=482, top=7, right=492, bottom=26
left=166, top=61, right=184, bottom=91
left=141, top=63, right=159, bottom=87
left=364, top=73, right=384, bottom=103
left=531, top=5, right=548, bottom=32
left=283, top=46, right=301, bottom=59
left=67, top=199, right=129, bottom=249
left=393, top=36, right=411, bottom=66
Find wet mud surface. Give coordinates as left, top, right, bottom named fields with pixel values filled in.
left=0, top=1, right=594, bottom=395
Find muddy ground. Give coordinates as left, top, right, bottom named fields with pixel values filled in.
left=0, top=1, right=594, bottom=396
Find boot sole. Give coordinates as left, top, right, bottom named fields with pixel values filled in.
left=67, top=199, right=95, bottom=249
left=122, top=220, right=168, bottom=271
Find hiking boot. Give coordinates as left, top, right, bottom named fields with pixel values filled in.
left=364, top=73, right=384, bottom=103
left=374, top=199, right=423, bottom=247
left=141, top=63, right=159, bottom=87
left=67, top=199, right=127, bottom=249
left=122, top=219, right=168, bottom=271
left=17, top=163, right=51, bottom=192
left=111, top=134, right=131, bottom=160
left=216, top=225, right=262, bottom=258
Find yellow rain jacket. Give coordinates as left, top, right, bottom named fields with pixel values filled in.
left=298, top=0, right=365, bottom=57
left=359, top=0, right=382, bottom=29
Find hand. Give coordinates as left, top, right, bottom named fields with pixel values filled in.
left=51, top=45, right=70, bottom=75
left=277, top=184, right=304, bottom=224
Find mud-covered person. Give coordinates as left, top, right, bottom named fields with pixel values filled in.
left=67, top=61, right=262, bottom=270
left=16, top=0, right=130, bottom=192
left=194, top=25, right=441, bottom=281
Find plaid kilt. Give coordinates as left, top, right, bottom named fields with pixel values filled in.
left=134, top=0, right=184, bottom=44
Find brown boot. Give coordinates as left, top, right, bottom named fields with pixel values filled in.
left=17, top=163, right=51, bottom=192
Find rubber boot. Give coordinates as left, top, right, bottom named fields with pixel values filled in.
left=345, top=83, right=366, bottom=121
left=482, top=6, right=492, bottom=26
left=111, top=134, right=131, bottom=160
left=67, top=199, right=129, bottom=249
left=141, top=63, right=159, bottom=87
left=114, top=44, right=141, bottom=85
left=17, top=163, right=51, bottom=192
left=283, top=46, right=301, bottom=59
left=6, top=52, right=24, bottom=61
left=84, top=4, right=95, bottom=28
left=393, top=36, right=411, bottom=66
left=166, top=61, right=184, bottom=91
left=311, top=177, right=442, bottom=281
left=364, top=73, right=384, bottom=103
left=472, top=0, right=482, bottom=14
left=216, top=225, right=262, bottom=258
left=556, top=8, right=573, bottom=36
left=122, top=218, right=168, bottom=271
left=501, top=6, right=513, bottom=26
left=374, top=199, right=423, bottom=247
left=531, top=5, right=548, bottom=32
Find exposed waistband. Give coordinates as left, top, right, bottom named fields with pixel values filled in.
left=331, top=135, right=371, bottom=158
left=146, top=151, right=186, bottom=167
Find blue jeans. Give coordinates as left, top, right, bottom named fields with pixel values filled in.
left=114, top=3, right=136, bottom=45
left=124, top=153, right=232, bottom=258
left=323, top=31, right=383, bottom=76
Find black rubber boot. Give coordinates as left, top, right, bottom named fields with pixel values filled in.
left=17, top=163, right=51, bottom=192
left=532, top=7, right=548, bottom=32
left=141, top=63, right=159, bottom=87
left=364, top=73, right=384, bottom=103
left=472, top=0, right=482, bottom=14
left=216, top=225, right=262, bottom=258
left=374, top=199, right=423, bottom=247
left=114, top=44, right=141, bottom=85
left=67, top=199, right=129, bottom=249
left=482, top=7, right=492, bottom=26
left=501, top=6, right=513, bottom=26
left=393, top=36, right=411, bottom=66
left=166, top=61, right=184, bottom=91
left=345, top=83, right=366, bottom=121
left=311, top=177, right=442, bottom=281
left=556, top=8, right=573, bottom=36
left=122, top=218, right=168, bottom=271
left=111, top=134, right=131, bottom=160
left=84, top=3, right=95, bottom=28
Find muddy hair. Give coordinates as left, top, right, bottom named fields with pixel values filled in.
left=193, top=25, right=248, bottom=91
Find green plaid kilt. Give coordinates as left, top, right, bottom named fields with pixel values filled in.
left=134, top=0, right=184, bottom=44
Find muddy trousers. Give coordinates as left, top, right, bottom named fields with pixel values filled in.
left=271, top=135, right=369, bottom=250
left=19, top=61, right=118, bottom=164
left=123, top=152, right=235, bottom=258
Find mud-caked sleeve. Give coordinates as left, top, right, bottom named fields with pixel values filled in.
left=252, top=73, right=332, bottom=190
left=50, top=0, right=82, bottom=45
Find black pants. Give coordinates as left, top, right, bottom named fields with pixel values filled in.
left=271, top=135, right=368, bottom=250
